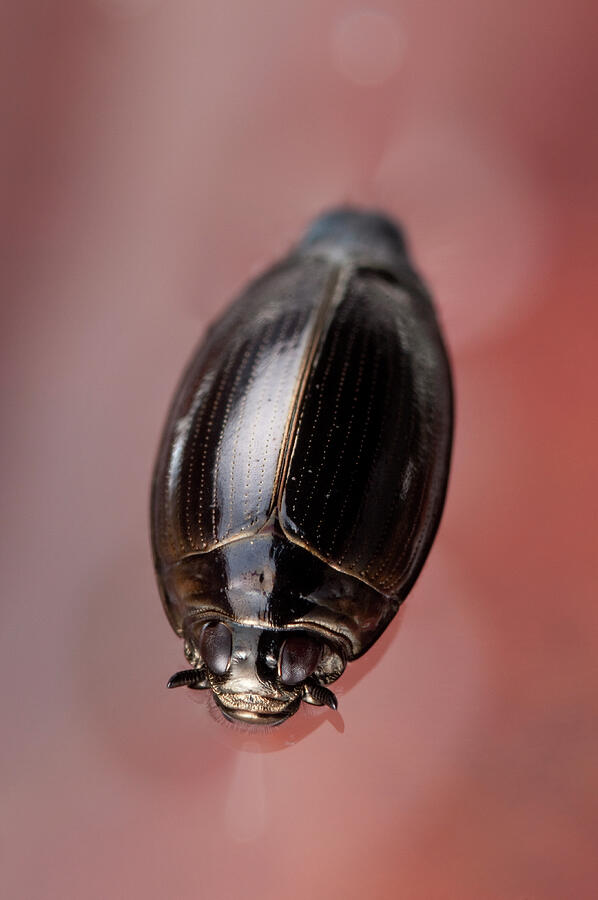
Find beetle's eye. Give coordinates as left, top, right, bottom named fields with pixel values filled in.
left=279, top=633, right=322, bottom=686
left=199, top=621, right=232, bottom=675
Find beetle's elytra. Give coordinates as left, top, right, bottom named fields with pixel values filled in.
left=151, top=208, right=453, bottom=726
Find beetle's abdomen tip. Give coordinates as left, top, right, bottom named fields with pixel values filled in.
left=299, top=206, right=408, bottom=265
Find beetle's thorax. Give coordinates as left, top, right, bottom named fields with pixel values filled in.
left=165, top=524, right=396, bottom=724
left=161, top=519, right=395, bottom=660
left=162, top=524, right=350, bottom=724
left=214, top=531, right=280, bottom=626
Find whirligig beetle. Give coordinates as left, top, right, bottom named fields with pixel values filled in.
left=151, top=208, right=453, bottom=726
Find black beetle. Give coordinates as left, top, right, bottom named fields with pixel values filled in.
left=151, top=208, right=453, bottom=726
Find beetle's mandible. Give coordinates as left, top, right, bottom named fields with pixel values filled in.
left=150, top=208, right=453, bottom=726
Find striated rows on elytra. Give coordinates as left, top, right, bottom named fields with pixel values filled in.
left=285, top=282, right=383, bottom=561
left=283, top=273, right=432, bottom=595
left=215, top=337, right=259, bottom=543
left=156, top=335, right=217, bottom=559
left=284, top=288, right=347, bottom=521
left=185, top=335, right=250, bottom=550
left=327, top=321, right=375, bottom=557
left=365, top=346, right=415, bottom=588
left=358, top=288, right=423, bottom=592
left=161, top=257, right=335, bottom=557
left=248, top=307, right=308, bottom=523
left=369, top=289, right=448, bottom=593
left=310, top=303, right=362, bottom=545
left=338, top=308, right=395, bottom=577
left=225, top=309, right=307, bottom=538
left=323, top=290, right=395, bottom=572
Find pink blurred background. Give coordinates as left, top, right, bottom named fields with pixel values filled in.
left=2, top=2, right=598, bottom=898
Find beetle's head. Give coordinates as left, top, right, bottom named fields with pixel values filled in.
left=168, top=619, right=346, bottom=726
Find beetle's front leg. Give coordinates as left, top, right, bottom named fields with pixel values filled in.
left=167, top=666, right=210, bottom=690
left=302, top=676, right=338, bottom=710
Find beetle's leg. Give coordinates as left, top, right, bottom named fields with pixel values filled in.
left=303, top=676, right=338, bottom=711
left=167, top=667, right=210, bottom=690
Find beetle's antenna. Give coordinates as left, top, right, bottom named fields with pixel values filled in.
left=167, top=667, right=210, bottom=690
left=303, top=677, right=338, bottom=711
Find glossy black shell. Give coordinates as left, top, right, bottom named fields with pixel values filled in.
left=151, top=209, right=452, bottom=666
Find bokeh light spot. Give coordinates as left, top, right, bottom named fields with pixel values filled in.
left=375, top=123, right=549, bottom=347
left=92, top=0, right=162, bottom=20
left=331, top=10, right=404, bottom=86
